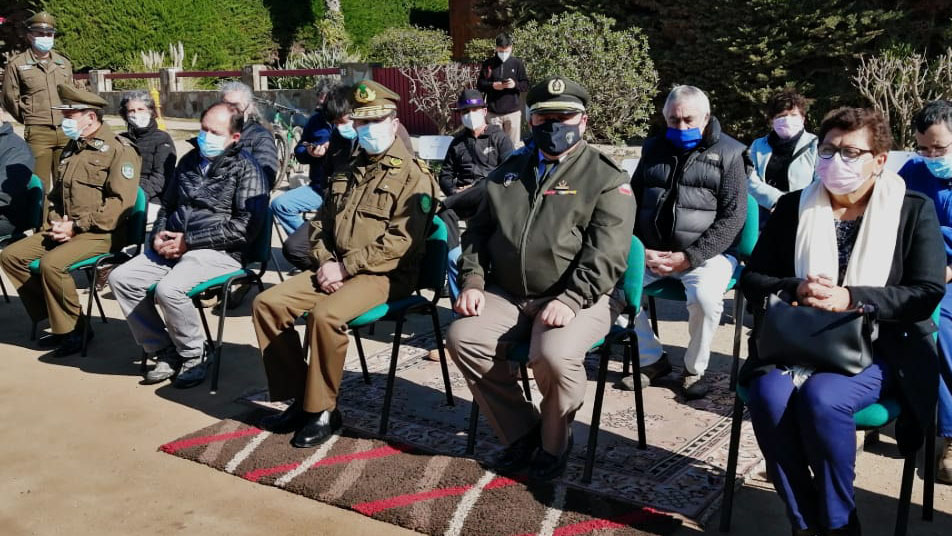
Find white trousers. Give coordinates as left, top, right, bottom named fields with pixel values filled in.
left=626, top=253, right=737, bottom=376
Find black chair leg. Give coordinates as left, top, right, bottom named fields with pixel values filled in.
left=730, top=290, right=745, bottom=391
left=81, top=276, right=97, bottom=357
left=583, top=343, right=612, bottom=483
left=622, top=342, right=631, bottom=377
left=209, top=285, right=231, bottom=394
left=84, top=268, right=107, bottom=323
left=270, top=250, right=285, bottom=282
left=923, top=410, right=937, bottom=521
left=1, top=274, right=9, bottom=303
left=31, top=321, right=37, bottom=341
left=630, top=332, right=646, bottom=449
left=519, top=363, right=532, bottom=402
left=139, top=349, right=149, bottom=374
left=895, top=453, right=916, bottom=536
left=378, top=317, right=405, bottom=436
left=719, top=391, right=745, bottom=532
left=353, top=327, right=371, bottom=385
left=648, top=296, right=659, bottom=336
left=430, top=307, right=454, bottom=406
left=466, top=401, right=479, bottom=455
left=197, top=299, right=214, bottom=343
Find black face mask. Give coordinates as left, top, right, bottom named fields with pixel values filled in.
left=531, top=120, right=581, bottom=155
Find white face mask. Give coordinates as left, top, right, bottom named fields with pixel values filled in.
left=461, top=111, right=486, bottom=131
left=497, top=51, right=511, bottom=63
left=128, top=112, right=152, bottom=130
left=356, top=120, right=395, bottom=155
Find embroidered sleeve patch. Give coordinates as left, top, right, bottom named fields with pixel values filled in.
left=121, top=163, right=135, bottom=179
left=420, top=194, right=433, bottom=214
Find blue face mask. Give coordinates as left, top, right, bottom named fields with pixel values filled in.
left=337, top=120, right=357, bottom=140
left=922, top=154, right=952, bottom=179
left=356, top=120, right=395, bottom=155
left=33, top=36, right=54, bottom=53
left=666, top=127, right=703, bottom=151
left=60, top=117, right=83, bottom=140
left=197, top=129, right=228, bottom=159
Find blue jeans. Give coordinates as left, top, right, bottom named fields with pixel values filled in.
left=272, top=185, right=322, bottom=234
left=746, top=362, right=890, bottom=530
left=937, top=283, right=952, bottom=437
left=447, top=245, right=462, bottom=303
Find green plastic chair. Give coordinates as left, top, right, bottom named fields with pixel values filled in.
left=0, top=174, right=44, bottom=303
left=643, top=194, right=759, bottom=389
left=719, top=308, right=941, bottom=535
left=28, top=187, right=147, bottom=357
left=463, top=235, right=648, bottom=484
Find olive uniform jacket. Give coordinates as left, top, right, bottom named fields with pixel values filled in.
left=309, top=137, right=438, bottom=299
left=459, top=140, right=637, bottom=314
left=2, top=49, right=73, bottom=126
left=49, top=123, right=141, bottom=245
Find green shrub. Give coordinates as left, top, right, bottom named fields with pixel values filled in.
left=513, top=13, right=658, bottom=144
left=342, top=0, right=448, bottom=50
left=462, top=37, right=495, bottom=63
left=41, top=0, right=274, bottom=71
left=367, top=26, right=451, bottom=67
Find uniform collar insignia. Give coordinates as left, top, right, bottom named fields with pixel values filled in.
left=554, top=180, right=570, bottom=190
left=388, top=156, right=403, bottom=167
left=503, top=172, right=518, bottom=187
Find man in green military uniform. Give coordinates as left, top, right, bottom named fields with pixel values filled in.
left=1, top=12, right=73, bottom=205
left=252, top=80, right=438, bottom=448
left=446, top=77, right=637, bottom=480
left=0, top=85, right=141, bottom=357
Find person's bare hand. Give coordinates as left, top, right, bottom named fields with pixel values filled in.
left=504, top=79, right=516, bottom=89
left=654, top=252, right=690, bottom=275
left=492, top=81, right=504, bottom=91
left=454, top=288, right=485, bottom=316
left=316, top=261, right=348, bottom=288
left=48, top=215, right=75, bottom=243
left=802, top=285, right=851, bottom=312
left=158, top=232, right=187, bottom=259
left=307, top=141, right=330, bottom=158
left=645, top=249, right=670, bottom=275
left=321, top=280, right=344, bottom=294
left=539, top=299, right=576, bottom=327
left=796, top=274, right=835, bottom=302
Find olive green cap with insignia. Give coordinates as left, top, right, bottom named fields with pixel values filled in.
left=526, top=76, right=590, bottom=114
left=26, top=12, right=57, bottom=32
left=351, top=80, right=400, bottom=120
left=52, top=84, right=108, bottom=111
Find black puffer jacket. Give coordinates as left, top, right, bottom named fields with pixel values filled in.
left=152, top=141, right=269, bottom=262
left=120, top=121, right=176, bottom=204
left=0, top=122, right=35, bottom=236
left=632, top=117, right=749, bottom=268
left=238, top=120, right=279, bottom=189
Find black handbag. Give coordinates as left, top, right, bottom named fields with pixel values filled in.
left=755, top=293, right=878, bottom=376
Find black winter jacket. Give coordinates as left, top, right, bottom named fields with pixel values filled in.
left=120, top=122, right=176, bottom=204
left=632, top=117, right=749, bottom=268
left=476, top=55, right=530, bottom=115
left=153, top=141, right=269, bottom=263
left=238, top=120, right=279, bottom=189
left=0, top=122, right=35, bottom=236
left=438, top=124, right=513, bottom=196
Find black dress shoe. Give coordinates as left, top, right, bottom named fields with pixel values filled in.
left=528, top=432, right=573, bottom=482
left=827, top=510, right=861, bottom=536
left=37, top=332, right=65, bottom=348
left=52, top=327, right=93, bottom=358
left=260, top=400, right=308, bottom=434
left=291, top=409, right=342, bottom=448
left=493, top=425, right=541, bottom=473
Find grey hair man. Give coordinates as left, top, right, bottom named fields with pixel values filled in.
left=219, top=81, right=278, bottom=188
left=626, top=84, right=749, bottom=400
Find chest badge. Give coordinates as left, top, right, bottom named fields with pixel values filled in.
left=121, top=163, right=135, bottom=179
left=99, top=144, right=110, bottom=153
left=503, top=172, right=518, bottom=187
left=554, top=180, right=570, bottom=191
left=91, top=139, right=103, bottom=150
left=388, top=156, right=403, bottom=167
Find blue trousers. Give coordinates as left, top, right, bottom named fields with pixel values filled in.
left=447, top=245, right=462, bottom=303
left=272, top=185, right=323, bottom=234
left=937, top=283, right=952, bottom=437
left=746, top=362, right=890, bottom=530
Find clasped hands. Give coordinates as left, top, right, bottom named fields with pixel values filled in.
left=453, top=289, right=576, bottom=328
left=45, top=215, right=75, bottom=243
left=315, top=261, right=349, bottom=294
left=646, top=249, right=690, bottom=276
left=153, top=230, right=188, bottom=259
left=795, top=274, right=851, bottom=312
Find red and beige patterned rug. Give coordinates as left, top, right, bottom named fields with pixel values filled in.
left=161, top=327, right=764, bottom=534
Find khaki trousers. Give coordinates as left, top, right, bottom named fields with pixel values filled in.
left=446, top=287, right=619, bottom=455
left=0, top=231, right=111, bottom=334
left=25, top=125, right=68, bottom=221
left=487, top=110, right=523, bottom=147
left=252, top=271, right=389, bottom=413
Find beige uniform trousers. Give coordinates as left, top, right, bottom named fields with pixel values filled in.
left=487, top=110, right=523, bottom=147
left=25, top=125, right=68, bottom=221
left=252, top=271, right=389, bottom=413
left=0, top=231, right=111, bottom=334
left=446, top=287, right=620, bottom=455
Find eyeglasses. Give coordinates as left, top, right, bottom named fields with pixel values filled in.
left=817, top=144, right=874, bottom=163
left=915, top=142, right=952, bottom=157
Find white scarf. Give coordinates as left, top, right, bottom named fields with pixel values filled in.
left=787, top=169, right=905, bottom=385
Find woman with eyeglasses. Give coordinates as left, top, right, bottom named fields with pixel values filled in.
left=899, top=100, right=952, bottom=486
left=739, top=107, right=945, bottom=535
left=748, top=89, right=818, bottom=221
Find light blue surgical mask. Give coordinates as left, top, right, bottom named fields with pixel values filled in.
left=337, top=120, right=357, bottom=140
left=197, top=129, right=228, bottom=159
left=33, top=36, right=54, bottom=53
left=356, top=120, right=395, bottom=155
left=922, top=154, right=952, bottom=179
left=60, top=117, right=82, bottom=140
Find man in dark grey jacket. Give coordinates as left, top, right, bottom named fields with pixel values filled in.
left=108, top=102, right=268, bottom=388
left=629, top=85, right=748, bottom=400
left=0, top=112, right=36, bottom=238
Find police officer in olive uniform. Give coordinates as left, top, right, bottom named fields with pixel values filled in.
left=446, top=77, right=636, bottom=480
left=252, top=80, right=438, bottom=448
left=0, top=85, right=140, bottom=357
left=1, top=12, right=73, bottom=206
